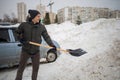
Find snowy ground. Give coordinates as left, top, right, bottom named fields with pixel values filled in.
left=0, top=18, right=120, bottom=80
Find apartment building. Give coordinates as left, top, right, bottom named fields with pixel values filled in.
left=17, top=2, right=27, bottom=22
left=57, top=6, right=117, bottom=24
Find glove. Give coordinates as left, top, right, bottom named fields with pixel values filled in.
left=18, top=34, right=28, bottom=44
left=19, top=38, right=25, bottom=44
left=50, top=45, right=57, bottom=52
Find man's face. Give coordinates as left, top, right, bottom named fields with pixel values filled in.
left=32, top=14, right=41, bottom=23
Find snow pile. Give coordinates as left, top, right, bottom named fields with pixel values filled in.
left=42, top=18, right=120, bottom=80
left=47, top=19, right=120, bottom=55
left=0, top=18, right=120, bottom=80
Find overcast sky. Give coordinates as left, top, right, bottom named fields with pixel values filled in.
left=0, top=0, right=120, bottom=19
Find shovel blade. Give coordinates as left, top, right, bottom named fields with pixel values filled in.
left=68, top=48, right=87, bottom=57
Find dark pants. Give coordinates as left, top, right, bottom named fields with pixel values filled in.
left=15, top=51, right=40, bottom=80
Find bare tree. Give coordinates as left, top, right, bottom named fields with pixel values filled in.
left=76, top=16, right=82, bottom=25
left=11, top=12, right=16, bottom=19
left=0, top=19, right=2, bottom=22
left=3, top=14, right=11, bottom=22
left=44, top=12, right=51, bottom=25
left=11, top=12, right=18, bottom=24
left=55, top=15, right=58, bottom=23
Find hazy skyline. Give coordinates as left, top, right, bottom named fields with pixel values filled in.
left=0, top=0, right=120, bottom=19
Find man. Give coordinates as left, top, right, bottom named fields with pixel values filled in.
left=15, top=9, right=56, bottom=80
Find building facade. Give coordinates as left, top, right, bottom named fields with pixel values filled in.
left=36, top=4, right=56, bottom=24
left=79, top=7, right=99, bottom=22
left=17, top=2, right=27, bottom=22
left=57, top=6, right=99, bottom=23
left=57, top=7, right=72, bottom=23
left=49, top=12, right=56, bottom=23
left=57, top=6, right=120, bottom=24
left=109, top=10, right=120, bottom=18
left=36, top=4, right=46, bottom=19
left=97, top=8, right=110, bottom=18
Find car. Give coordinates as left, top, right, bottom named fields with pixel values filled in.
left=0, top=22, right=12, bottom=26
left=0, top=25, right=61, bottom=68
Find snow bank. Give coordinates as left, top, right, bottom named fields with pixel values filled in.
left=42, top=18, right=120, bottom=80
left=47, top=19, right=120, bottom=55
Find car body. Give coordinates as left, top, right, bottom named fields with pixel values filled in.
left=0, top=25, right=61, bottom=68
left=0, top=22, right=12, bottom=26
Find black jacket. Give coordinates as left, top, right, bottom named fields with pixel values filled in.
left=17, top=22, right=55, bottom=54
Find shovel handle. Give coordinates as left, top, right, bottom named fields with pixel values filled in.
left=29, top=41, right=69, bottom=53
left=29, top=41, right=53, bottom=48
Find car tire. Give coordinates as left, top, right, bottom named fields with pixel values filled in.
left=46, top=50, right=57, bottom=63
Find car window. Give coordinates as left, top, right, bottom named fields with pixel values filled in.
left=0, top=28, right=10, bottom=43
left=12, top=28, right=19, bottom=42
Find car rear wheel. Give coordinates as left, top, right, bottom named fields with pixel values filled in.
left=46, top=51, right=57, bottom=63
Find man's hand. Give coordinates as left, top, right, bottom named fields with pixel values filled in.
left=50, top=45, right=57, bottom=52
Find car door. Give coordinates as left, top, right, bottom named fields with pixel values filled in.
left=0, top=28, right=17, bottom=67
left=11, top=28, right=21, bottom=63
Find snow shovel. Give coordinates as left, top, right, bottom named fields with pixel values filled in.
left=29, top=41, right=87, bottom=57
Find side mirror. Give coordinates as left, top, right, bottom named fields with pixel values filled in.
left=17, top=44, right=22, bottom=47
